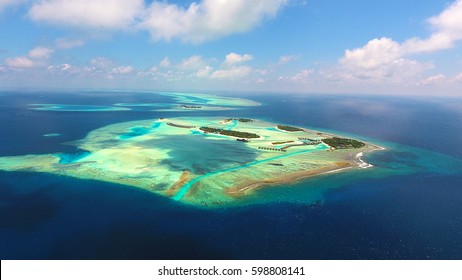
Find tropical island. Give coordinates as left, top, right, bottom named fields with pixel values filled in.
left=199, top=126, right=260, bottom=139
left=0, top=115, right=380, bottom=207
left=322, top=137, right=366, bottom=149
left=277, top=125, right=304, bottom=132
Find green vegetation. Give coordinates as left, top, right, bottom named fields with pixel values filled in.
left=225, top=118, right=253, bottom=122
left=237, top=118, right=253, bottom=122
left=200, top=127, right=260, bottom=139
left=322, top=137, right=366, bottom=149
left=277, top=125, right=304, bottom=132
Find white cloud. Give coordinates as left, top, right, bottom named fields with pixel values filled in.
left=48, top=63, right=72, bottom=72
left=5, top=56, right=36, bottom=68
left=403, top=0, right=462, bottom=53
left=335, top=0, right=462, bottom=84
left=338, top=0, right=462, bottom=82
left=111, top=65, right=134, bottom=74
left=27, top=0, right=287, bottom=43
left=179, top=55, right=205, bottom=70
left=0, top=0, right=22, bottom=12
left=340, top=37, right=402, bottom=70
left=223, top=52, right=253, bottom=66
left=211, top=66, right=252, bottom=79
left=402, top=33, right=454, bottom=54
left=454, top=72, right=462, bottom=82
left=159, top=70, right=183, bottom=82
left=60, top=63, right=71, bottom=71
left=159, top=57, right=171, bottom=68
left=335, top=57, right=431, bottom=83
left=195, top=66, right=213, bottom=78
left=29, top=0, right=144, bottom=29
left=420, top=74, right=446, bottom=85
left=28, top=46, right=54, bottom=59
left=55, top=38, right=85, bottom=49
left=145, top=52, right=254, bottom=80
left=279, top=69, right=313, bottom=82
left=4, top=45, right=54, bottom=68
left=338, top=37, right=431, bottom=82
left=278, top=55, right=297, bottom=65
left=90, top=57, right=113, bottom=69
left=45, top=59, right=137, bottom=80
left=140, top=0, right=288, bottom=42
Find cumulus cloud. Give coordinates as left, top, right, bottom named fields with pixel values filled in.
left=90, top=57, right=113, bottom=69
left=53, top=57, right=136, bottom=79
left=5, top=56, right=36, bottom=68
left=4, top=45, right=54, bottom=68
left=211, top=66, right=252, bottom=79
left=338, top=0, right=462, bottom=82
left=29, top=0, right=144, bottom=29
left=419, top=74, right=446, bottom=85
left=340, top=38, right=402, bottom=70
left=111, top=65, right=134, bottom=74
left=202, top=52, right=254, bottom=80
left=139, top=0, right=288, bottom=42
left=27, top=0, right=287, bottom=43
left=279, top=69, right=313, bottom=82
left=179, top=55, right=205, bottom=70
left=28, top=46, right=54, bottom=59
left=195, top=66, right=213, bottom=78
left=48, top=63, right=72, bottom=72
left=135, top=52, right=254, bottom=80
left=338, top=38, right=431, bottom=82
left=223, top=52, right=253, bottom=66
left=336, top=57, right=431, bottom=83
left=403, top=0, right=462, bottom=53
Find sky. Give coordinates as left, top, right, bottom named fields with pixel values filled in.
left=0, top=0, right=462, bottom=95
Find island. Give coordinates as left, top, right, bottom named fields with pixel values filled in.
left=277, top=125, right=304, bottom=132
left=199, top=127, right=260, bottom=139
left=0, top=117, right=381, bottom=207
left=322, top=137, right=366, bottom=149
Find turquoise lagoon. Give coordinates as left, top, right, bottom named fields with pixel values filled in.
left=0, top=91, right=461, bottom=259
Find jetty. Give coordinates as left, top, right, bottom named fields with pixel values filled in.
left=181, top=105, right=202, bottom=109
left=258, top=147, right=287, bottom=152
left=167, top=123, right=196, bottom=129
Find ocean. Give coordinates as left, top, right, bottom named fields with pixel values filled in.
left=0, top=90, right=461, bottom=259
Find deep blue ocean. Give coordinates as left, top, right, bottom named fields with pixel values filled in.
left=0, top=90, right=461, bottom=259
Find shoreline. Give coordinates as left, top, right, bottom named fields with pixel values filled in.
left=225, top=145, right=385, bottom=198
left=353, top=144, right=386, bottom=169
left=225, top=161, right=353, bottom=197
left=0, top=112, right=388, bottom=206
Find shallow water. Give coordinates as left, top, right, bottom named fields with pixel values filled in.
left=0, top=91, right=461, bottom=259
left=146, top=134, right=259, bottom=174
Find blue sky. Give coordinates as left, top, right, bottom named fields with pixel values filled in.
left=1, top=0, right=461, bottom=95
